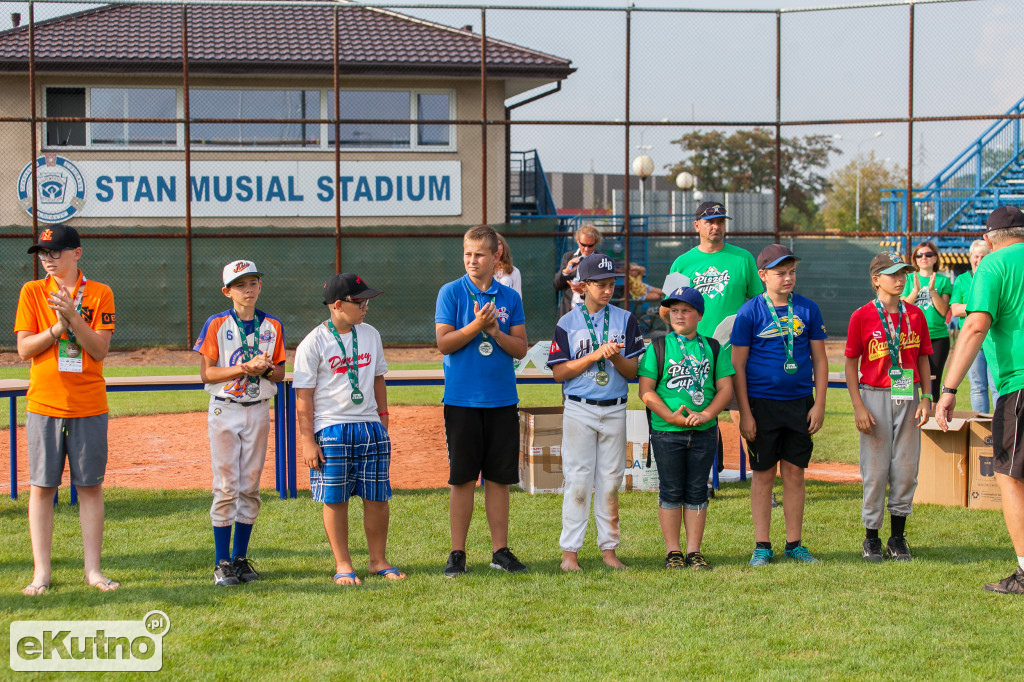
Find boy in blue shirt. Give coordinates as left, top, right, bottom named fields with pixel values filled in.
left=547, top=253, right=646, bottom=572
left=435, top=225, right=529, bottom=577
left=731, top=244, right=828, bottom=566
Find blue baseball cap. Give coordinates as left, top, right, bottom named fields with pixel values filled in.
left=576, top=253, right=616, bottom=281
left=660, top=286, right=705, bottom=316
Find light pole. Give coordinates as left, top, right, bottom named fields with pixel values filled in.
left=632, top=154, right=654, bottom=215
left=855, top=131, right=883, bottom=229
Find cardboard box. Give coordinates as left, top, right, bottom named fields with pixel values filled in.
left=621, top=440, right=659, bottom=492
left=969, top=417, right=1001, bottom=510
left=915, top=412, right=971, bottom=507
left=520, top=406, right=563, bottom=451
left=519, top=446, right=564, bottom=494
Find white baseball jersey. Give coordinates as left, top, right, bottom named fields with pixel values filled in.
left=194, top=309, right=286, bottom=401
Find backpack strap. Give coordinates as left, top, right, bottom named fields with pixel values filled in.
left=645, top=335, right=667, bottom=467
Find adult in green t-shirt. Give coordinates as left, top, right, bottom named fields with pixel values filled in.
left=901, top=240, right=952, bottom=403
left=936, top=206, right=1024, bottom=596
left=668, top=201, right=762, bottom=344
left=950, top=239, right=997, bottom=412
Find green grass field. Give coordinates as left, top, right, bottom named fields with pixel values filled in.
left=0, top=483, right=1020, bottom=678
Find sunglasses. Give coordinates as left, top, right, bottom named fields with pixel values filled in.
left=915, top=252, right=935, bottom=259
left=578, top=241, right=598, bottom=248
left=697, top=206, right=725, bottom=220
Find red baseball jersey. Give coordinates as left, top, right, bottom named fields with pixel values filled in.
left=844, top=301, right=933, bottom=388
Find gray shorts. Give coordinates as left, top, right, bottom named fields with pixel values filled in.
left=27, top=412, right=109, bottom=488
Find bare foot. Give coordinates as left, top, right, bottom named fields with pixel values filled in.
left=22, top=584, right=48, bottom=596
left=560, top=551, right=582, bottom=572
left=602, top=550, right=628, bottom=570
left=333, top=572, right=362, bottom=586
left=369, top=564, right=407, bottom=581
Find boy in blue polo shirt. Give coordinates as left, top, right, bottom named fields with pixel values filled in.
left=547, top=253, right=646, bottom=572
left=731, top=244, right=828, bottom=566
left=435, top=225, right=529, bottom=578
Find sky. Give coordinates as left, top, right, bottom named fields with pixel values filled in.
left=6, top=0, right=1023, bottom=185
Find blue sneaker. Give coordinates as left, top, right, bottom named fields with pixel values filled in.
left=748, top=548, right=774, bottom=567
left=784, top=545, right=819, bottom=563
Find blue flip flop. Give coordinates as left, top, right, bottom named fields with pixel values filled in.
left=376, top=567, right=405, bottom=580
left=333, top=572, right=359, bottom=585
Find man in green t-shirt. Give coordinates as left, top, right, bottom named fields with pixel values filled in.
left=937, top=205, right=1024, bottom=595
left=668, top=201, right=762, bottom=344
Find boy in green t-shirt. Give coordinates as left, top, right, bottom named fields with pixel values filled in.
left=638, top=287, right=734, bottom=571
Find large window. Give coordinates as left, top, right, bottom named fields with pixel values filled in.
left=43, top=86, right=454, bottom=151
left=190, top=89, right=320, bottom=147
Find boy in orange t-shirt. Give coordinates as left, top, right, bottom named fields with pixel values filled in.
left=14, top=224, right=118, bottom=595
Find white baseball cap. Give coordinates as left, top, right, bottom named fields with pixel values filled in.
left=222, top=260, right=264, bottom=287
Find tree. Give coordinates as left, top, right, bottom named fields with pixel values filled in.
left=664, top=128, right=840, bottom=225
left=820, top=153, right=905, bottom=232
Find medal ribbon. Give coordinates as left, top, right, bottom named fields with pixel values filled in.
left=762, top=293, right=795, bottom=365
left=675, top=333, right=709, bottom=404
left=327, top=321, right=361, bottom=396
left=873, top=299, right=905, bottom=370
left=230, top=311, right=263, bottom=386
left=463, top=280, right=494, bottom=342
left=580, top=304, right=610, bottom=375
left=54, top=273, right=87, bottom=344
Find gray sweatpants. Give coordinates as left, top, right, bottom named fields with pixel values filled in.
left=858, top=385, right=920, bottom=530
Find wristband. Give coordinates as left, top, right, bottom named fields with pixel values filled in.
left=49, top=326, right=58, bottom=341
left=262, top=366, right=275, bottom=379
left=378, top=411, right=389, bottom=416
left=920, top=395, right=932, bottom=401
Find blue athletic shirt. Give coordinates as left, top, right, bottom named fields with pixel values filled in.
left=546, top=303, right=646, bottom=400
left=730, top=292, right=827, bottom=401
left=435, top=274, right=525, bottom=407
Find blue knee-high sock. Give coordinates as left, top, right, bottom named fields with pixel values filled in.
left=214, top=526, right=232, bottom=566
left=233, top=522, right=254, bottom=559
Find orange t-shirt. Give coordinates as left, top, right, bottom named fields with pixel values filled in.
left=14, top=271, right=116, bottom=418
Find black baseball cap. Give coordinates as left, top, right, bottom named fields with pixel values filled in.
left=27, top=223, right=80, bottom=254
left=576, top=253, right=616, bottom=281
left=695, top=201, right=731, bottom=221
left=322, top=273, right=383, bottom=305
left=757, top=243, right=800, bottom=270
left=985, top=205, right=1024, bottom=232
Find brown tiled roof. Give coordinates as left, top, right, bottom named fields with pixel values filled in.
left=0, top=1, right=574, bottom=79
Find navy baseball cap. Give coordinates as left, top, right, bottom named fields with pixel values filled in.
left=695, top=201, right=731, bottom=221
left=27, top=223, right=80, bottom=254
left=660, top=286, right=705, bottom=316
left=985, top=205, right=1024, bottom=232
left=323, top=273, right=383, bottom=305
left=576, top=253, right=616, bottom=281
left=757, top=243, right=800, bottom=270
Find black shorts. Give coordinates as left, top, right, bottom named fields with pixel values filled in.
left=444, top=404, right=520, bottom=486
left=746, top=395, right=814, bottom=471
left=992, top=389, right=1024, bottom=479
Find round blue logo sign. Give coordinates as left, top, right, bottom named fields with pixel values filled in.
left=18, top=154, right=87, bottom=223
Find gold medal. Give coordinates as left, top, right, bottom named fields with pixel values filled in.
left=595, top=371, right=610, bottom=386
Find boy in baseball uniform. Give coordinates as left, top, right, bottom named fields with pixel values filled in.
left=293, top=273, right=404, bottom=586
left=15, top=224, right=118, bottom=595
left=547, top=253, right=645, bottom=572
left=845, top=253, right=932, bottom=562
left=194, top=260, right=286, bottom=586
left=731, top=244, right=828, bottom=567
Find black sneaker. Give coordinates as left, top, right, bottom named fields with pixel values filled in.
left=214, top=559, right=240, bottom=586
left=490, top=547, right=528, bottom=573
left=665, top=551, right=687, bottom=569
left=233, top=556, right=260, bottom=583
left=862, top=537, right=884, bottom=563
left=443, top=550, right=467, bottom=578
left=686, top=551, right=713, bottom=571
left=983, top=567, right=1024, bottom=594
left=886, top=536, right=913, bottom=561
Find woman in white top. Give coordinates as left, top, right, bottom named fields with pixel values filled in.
left=494, top=233, right=523, bottom=297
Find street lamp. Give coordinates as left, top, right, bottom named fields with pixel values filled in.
left=855, top=131, right=883, bottom=229
left=632, top=154, right=654, bottom=215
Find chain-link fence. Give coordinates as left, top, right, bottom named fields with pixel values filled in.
left=1, top=0, right=1020, bottom=348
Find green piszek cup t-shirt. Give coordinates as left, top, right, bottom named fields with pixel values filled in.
left=902, top=271, right=952, bottom=340
left=951, top=271, right=997, bottom=372
left=637, top=333, right=736, bottom=432
left=669, top=243, right=762, bottom=339
left=967, top=242, right=1024, bottom=395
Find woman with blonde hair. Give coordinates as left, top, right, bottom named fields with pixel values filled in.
left=494, top=233, right=522, bottom=298
left=901, top=240, right=952, bottom=402
left=950, top=239, right=998, bottom=411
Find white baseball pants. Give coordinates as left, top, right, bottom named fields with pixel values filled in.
left=208, top=398, right=270, bottom=526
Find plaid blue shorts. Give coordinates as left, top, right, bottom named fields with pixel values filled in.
left=310, top=422, right=392, bottom=504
